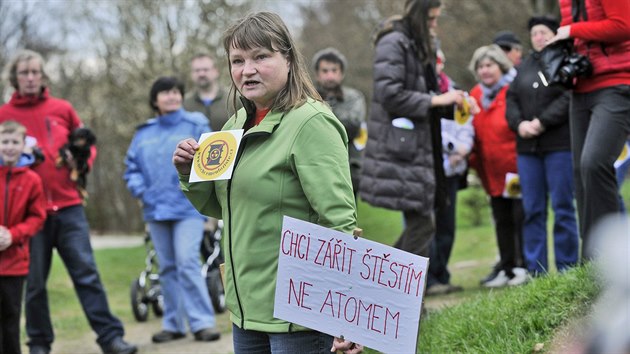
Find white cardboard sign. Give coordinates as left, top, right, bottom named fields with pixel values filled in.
left=274, top=216, right=428, bottom=354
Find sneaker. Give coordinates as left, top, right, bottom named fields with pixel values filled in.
left=426, top=283, right=464, bottom=296
left=482, top=270, right=509, bottom=288
left=193, top=327, right=221, bottom=342
left=102, top=337, right=138, bottom=354
left=507, top=267, right=529, bottom=286
left=479, top=265, right=501, bottom=285
left=426, top=283, right=450, bottom=296
left=447, top=283, right=464, bottom=293
left=151, top=330, right=186, bottom=343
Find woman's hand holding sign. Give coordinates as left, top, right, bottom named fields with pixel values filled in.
left=173, top=138, right=199, bottom=175
left=332, top=337, right=363, bottom=353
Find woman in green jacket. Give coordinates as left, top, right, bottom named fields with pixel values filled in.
left=173, top=11, right=361, bottom=354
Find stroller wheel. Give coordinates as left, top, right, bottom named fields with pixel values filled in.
left=130, top=279, right=149, bottom=322
left=207, top=268, right=226, bottom=313
left=153, top=292, right=164, bottom=317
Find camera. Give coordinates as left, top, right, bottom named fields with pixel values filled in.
left=539, top=39, right=592, bottom=88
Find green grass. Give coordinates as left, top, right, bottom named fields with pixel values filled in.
left=45, top=247, right=142, bottom=336
left=42, top=183, right=626, bottom=351
left=418, top=265, right=599, bottom=353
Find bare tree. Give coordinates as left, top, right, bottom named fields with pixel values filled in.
left=0, top=1, right=64, bottom=100
left=1, top=0, right=561, bottom=232
left=42, top=0, right=252, bottom=232
left=530, top=0, right=560, bottom=16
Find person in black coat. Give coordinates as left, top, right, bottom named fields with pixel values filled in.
left=360, top=0, right=470, bottom=260
left=505, top=16, right=579, bottom=276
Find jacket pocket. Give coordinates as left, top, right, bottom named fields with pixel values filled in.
left=385, top=126, right=418, bottom=162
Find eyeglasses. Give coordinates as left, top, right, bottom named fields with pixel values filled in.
left=17, top=69, right=42, bottom=77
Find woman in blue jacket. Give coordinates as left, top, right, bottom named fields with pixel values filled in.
left=124, top=77, right=220, bottom=343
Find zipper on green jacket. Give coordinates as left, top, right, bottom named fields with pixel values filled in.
left=227, top=127, right=268, bottom=329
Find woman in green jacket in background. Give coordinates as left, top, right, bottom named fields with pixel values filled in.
left=173, top=11, right=362, bottom=354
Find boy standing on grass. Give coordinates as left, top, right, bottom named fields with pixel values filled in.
left=0, top=120, right=46, bottom=354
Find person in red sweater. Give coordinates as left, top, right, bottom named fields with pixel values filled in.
left=0, top=50, right=137, bottom=354
left=468, top=44, right=527, bottom=288
left=551, top=0, right=630, bottom=260
left=0, top=120, right=46, bottom=354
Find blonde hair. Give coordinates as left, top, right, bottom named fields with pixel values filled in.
left=222, top=12, right=321, bottom=114
left=0, top=120, right=27, bottom=138
left=468, top=44, right=513, bottom=80
left=2, top=49, right=47, bottom=90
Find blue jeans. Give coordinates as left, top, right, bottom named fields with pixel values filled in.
left=148, top=218, right=215, bottom=333
left=571, top=85, right=630, bottom=259
left=517, top=152, right=579, bottom=274
left=232, top=324, right=334, bottom=354
left=26, top=205, right=124, bottom=350
left=428, top=176, right=459, bottom=286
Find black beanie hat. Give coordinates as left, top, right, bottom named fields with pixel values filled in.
left=527, top=15, right=560, bottom=34
left=493, top=31, right=521, bottom=47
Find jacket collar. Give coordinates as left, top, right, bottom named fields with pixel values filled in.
left=192, top=87, right=224, bottom=103
left=9, top=87, right=49, bottom=107
left=235, top=96, right=286, bottom=137
left=157, top=108, right=185, bottom=126
left=0, top=153, right=35, bottom=174
left=316, top=85, right=345, bottom=102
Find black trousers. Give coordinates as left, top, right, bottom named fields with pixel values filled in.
left=428, top=176, right=460, bottom=286
left=394, top=210, right=435, bottom=258
left=490, top=197, right=525, bottom=275
left=570, top=85, right=630, bottom=260
left=0, top=275, right=26, bottom=354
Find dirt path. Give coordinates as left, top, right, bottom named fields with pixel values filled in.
left=48, top=316, right=234, bottom=354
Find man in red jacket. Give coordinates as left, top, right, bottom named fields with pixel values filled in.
left=0, top=50, right=137, bottom=354
left=551, top=0, right=630, bottom=260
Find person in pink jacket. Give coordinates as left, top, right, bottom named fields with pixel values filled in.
left=468, top=45, right=527, bottom=288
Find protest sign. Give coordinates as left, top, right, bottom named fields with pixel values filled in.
left=189, top=130, right=243, bottom=183
left=274, top=216, right=428, bottom=354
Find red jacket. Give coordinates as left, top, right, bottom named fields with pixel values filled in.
left=469, top=85, right=518, bottom=197
left=560, top=0, right=630, bottom=93
left=0, top=164, right=46, bottom=276
left=0, top=88, right=96, bottom=212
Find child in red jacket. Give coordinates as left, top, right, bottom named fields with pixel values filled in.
left=0, top=120, right=46, bottom=354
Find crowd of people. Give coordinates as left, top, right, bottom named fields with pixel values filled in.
left=0, top=0, right=629, bottom=353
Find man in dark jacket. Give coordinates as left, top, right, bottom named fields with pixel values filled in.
left=506, top=16, right=579, bottom=276
left=183, top=53, right=231, bottom=131
left=312, top=47, right=367, bottom=196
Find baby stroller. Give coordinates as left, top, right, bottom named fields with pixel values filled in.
left=201, top=219, right=227, bottom=314
left=130, top=232, right=164, bottom=322
left=130, top=220, right=226, bottom=322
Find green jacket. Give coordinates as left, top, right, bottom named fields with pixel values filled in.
left=180, top=98, right=357, bottom=332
